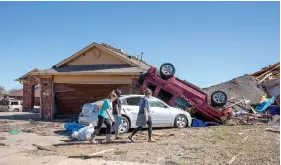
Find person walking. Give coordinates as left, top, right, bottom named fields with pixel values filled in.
left=128, top=88, right=156, bottom=142
left=90, top=91, right=116, bottom=144
left=111, top=89, right=122, bottom=139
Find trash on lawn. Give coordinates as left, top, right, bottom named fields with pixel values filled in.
left=64, top=122, right=84, bottom=133
left=191, top=118, right=220, bottom=127
left=192, top=118, right=207, bottom=127
left=268, top=105, right=280, bottom=116
left=71, top=123, right=95, bottom=141
left=255, top=97, right=275, bottom=113
left=9, top=129, right=19, bottom=135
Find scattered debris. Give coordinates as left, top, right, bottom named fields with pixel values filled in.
left=226, top=153, right=242, bottom=165
left=0, top=142, right=8, bottom=146
left=68, top=148, right=114, bottom=159
left=32, top=144, right=52, bottom=151
left=10, top=129, right=19, bottom=135
left=0, top=136, right=6, bottom=140
left=265, top=128, right=280, bottom=133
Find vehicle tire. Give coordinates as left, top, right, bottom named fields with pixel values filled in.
left=174, top=115, right=188, bottom=128
left=138, top=73, right=147, bottom=85
left=211, top=91, right=228, bottom=107
left=160, top=63, right=176, bottom=79
left=119, top=116, right=130, bottom=134
left=14, top=109, right=19, bottom=112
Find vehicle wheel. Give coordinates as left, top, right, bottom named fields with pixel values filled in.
left=119, top=116, right=130, bottom=134
left=138, top=73, right=147, bottom=85
left=160, top=63, right=176, bottom=79
left=211, top=91, right=228, bottom=107
left=14, top=109, right=19, bottom=112
left=174, top=115, right=188, bottom=128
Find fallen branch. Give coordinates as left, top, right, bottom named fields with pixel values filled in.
left=226, top=153, right=241, bottom=165
left=32, top=144, right=52, bottom=151
left=265, top=128, right=280, bottom=133
left=68, top=148, right=114, bottom=159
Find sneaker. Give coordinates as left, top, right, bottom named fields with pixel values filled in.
left=148, top=138, right=156, bottom=142
left=115, top=137, right=123, bottom=140
left=128, top=136, right=134, bottom=143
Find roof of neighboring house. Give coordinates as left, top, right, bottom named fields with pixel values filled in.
left=9, top=88, right=40, bottom=97
left=0, top=87, right=9, bottom=95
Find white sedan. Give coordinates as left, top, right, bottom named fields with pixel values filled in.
left=78, top=95, right=192, bottom=134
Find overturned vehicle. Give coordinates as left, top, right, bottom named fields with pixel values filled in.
left=138, top=63, right=232, bottom=124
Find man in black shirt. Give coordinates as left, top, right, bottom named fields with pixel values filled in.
left=111, top=89, right=122, bottom=139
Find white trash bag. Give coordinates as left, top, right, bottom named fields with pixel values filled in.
left=71, top=123, right=95, bottom=141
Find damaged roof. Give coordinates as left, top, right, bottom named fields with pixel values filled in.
left=17, top=43, right=151, bottom=78
left=251, top=62, right=280, bottom=77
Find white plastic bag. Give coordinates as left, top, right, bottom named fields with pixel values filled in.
left=71, top=123, right=95, bottom=141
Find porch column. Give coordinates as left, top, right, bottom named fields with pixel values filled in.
left=22, top=83, right=34, bottom=112
left=40, top=78, right=53, bottom=120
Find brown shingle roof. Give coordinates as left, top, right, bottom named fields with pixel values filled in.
left=34, top=64, right=146, bottom=75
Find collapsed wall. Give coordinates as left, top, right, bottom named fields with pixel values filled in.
left=203, top=74, right=267, bottom=111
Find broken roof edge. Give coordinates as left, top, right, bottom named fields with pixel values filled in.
left=15, top=68, right=40, bottom=82
left=251, top=62, right=280, bottom=77
left=202, top=74, right=255, bottom=90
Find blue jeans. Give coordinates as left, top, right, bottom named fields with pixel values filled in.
left=112, top=115, right=122, bottom=137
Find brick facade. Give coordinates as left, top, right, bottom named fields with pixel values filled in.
left=39, top=78, right=53, bottom=119
left=131, top=78, right=142, bottom=94
left=22, top=76, right=39, bottom=112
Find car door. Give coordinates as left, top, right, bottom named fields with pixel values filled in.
left=121, top=96, right=142, bottom=127
left=149, top=98, right=172, bottom=127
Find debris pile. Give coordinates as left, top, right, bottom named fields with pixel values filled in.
left=22, top=120, right=61, bottom=136
left=203, top=74, right=267, bottom=112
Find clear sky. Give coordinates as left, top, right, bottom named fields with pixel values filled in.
left=0, top=1, right=279, bottom=90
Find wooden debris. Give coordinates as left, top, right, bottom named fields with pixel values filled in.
left=0, top=143, right=8, bottom=146
left=265, top=128, right=280, bottom=133
left=68, top=148, right=114, bottom=159
left=226, top=153, right=241, bottom=165
left=32, top=144, right=52, bottom=151
left=68, top=155, right=103, bottom=159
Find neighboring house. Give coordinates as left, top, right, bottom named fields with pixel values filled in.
left=251, top=62, right=280, bottom=104
left=0, top=87, right=10, bottom=105
left=8, top=87, right=40, bottom=106
left=16, top=43, right=151, bottom=119
left=0, top=87, right=9, bottom=98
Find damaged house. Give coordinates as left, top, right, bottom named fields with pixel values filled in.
left=203, top=62, right=280, bottom=111
left=16, top=43, right=150, bottom=119
left=251, top=62, right=280, bottom=104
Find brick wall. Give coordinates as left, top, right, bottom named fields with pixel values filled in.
left=22, top=75, right=39, bottom=112
left=40, top=78, right=53, bottom=119
left=22, top=84, right=35, bottom=111
left=131, top=78, right=142, bottom=94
